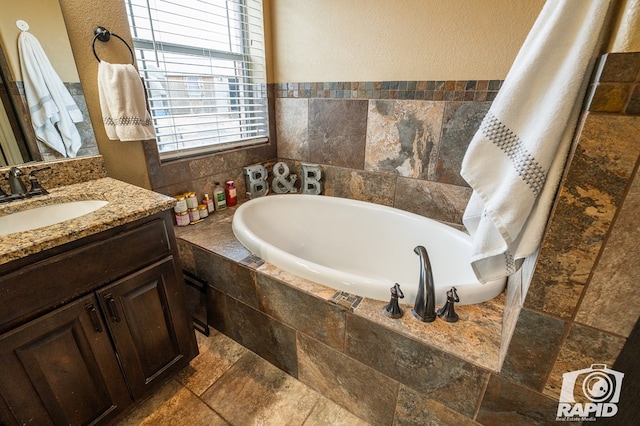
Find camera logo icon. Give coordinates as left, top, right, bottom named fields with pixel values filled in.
left=557, top=364, right=624, bottom=420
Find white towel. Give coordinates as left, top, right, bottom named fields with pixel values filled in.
left=98, top=61, right=155, bottom=141
left=460, top=0, right=611, bottom=284
left=18, top=31, right=83, bottom=158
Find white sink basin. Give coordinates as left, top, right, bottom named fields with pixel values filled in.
left=0, top=200, right=109, bottom=237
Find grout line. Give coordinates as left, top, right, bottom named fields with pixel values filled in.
left=300, top=398, right=321, bottom=426
left=182, top=382, right=234, bottom=425
left=190, top=337, right=264, bottom=426
left=472, top=372, right=491, bottom=421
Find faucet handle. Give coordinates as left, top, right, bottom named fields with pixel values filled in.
left=28, top=166, right=51, bottom=196
left=29, top=166, right=51, bottom=178
left=382, top=283, right=405, bottom=319
left=437, top=287, right=459, bottom=323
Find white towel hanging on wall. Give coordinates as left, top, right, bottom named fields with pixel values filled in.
left=18, top=31, right=83, bottom=158
left=97, top=61, right=155, bottom=142
left=460, top=0, right=612, bottom=283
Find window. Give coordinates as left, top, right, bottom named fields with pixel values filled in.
left=126, top=0, right=268, bottom=160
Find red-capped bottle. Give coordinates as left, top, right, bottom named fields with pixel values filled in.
left=225, top=180, right=237, bottom=206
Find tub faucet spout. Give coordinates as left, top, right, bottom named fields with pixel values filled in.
left=411, top=245, right=437, bottom=322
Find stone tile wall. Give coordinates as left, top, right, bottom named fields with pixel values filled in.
left=144, top=86, right=278, bottom=200
left=147, top=79, right=490, bottom=228
left=275, top=80, right=497, bottom=226
left=588, top=52, right=640, bottom=114
left=492, top=51, right=640, bottom=420
left=275, top=80, right=502, bottom=102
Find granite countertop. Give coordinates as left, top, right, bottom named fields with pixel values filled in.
left=0, top=177, right=175, bottom=266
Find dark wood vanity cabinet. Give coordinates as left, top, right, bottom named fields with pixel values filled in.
left=0, top=293, right=132, bottom=425
left=96, top=257, right=194, bottom=400
left=0, top=211, right=198, bottom=425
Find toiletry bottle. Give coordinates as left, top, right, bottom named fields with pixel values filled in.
left=197, top=204, right=209, bottom=218
left=188, top=208, right=200, bottom=223
left=225, top=180, right=238, bottom=206
left=175, top=210, right=190, bottom=226
left=173, top=194, right=188, bottom=213
left=203, top=194, right=214, bottom=213
left=185, top=191, right=198, bottom=209
left=213, top=182, right=227, bottom=210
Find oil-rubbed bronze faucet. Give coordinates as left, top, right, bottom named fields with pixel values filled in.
left=411, top=245, right=437, bottom=322
left=3, top=166, right=51, bottom=201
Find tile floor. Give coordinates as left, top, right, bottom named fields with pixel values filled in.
left=117, top=329, right=369, bottom=426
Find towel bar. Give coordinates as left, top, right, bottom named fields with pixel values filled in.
left=92, top=26, right=135, bottom=65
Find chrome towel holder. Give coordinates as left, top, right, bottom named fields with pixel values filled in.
left=92, top=26, right=135, bottom=64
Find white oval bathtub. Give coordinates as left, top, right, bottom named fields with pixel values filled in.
left=232, top=194, right=505, bottom=306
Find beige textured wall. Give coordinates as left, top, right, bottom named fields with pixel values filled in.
left=263, top=0, right=274, bottom=83
left=0, top=0, right=78, bottom=81
left=270, top=0, right=545, bottom=82
left=609, top=0, right=640, bottom=52
left=59, top=0, right=151, bottom=189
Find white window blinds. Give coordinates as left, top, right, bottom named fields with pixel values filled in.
left=126, top=0, right=268, bottom=160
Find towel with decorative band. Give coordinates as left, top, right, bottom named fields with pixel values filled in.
left=18, top=31, right=83, bottom=157
left=460, top=0, right=612, bottom=283
left=98, top=61, right=155, bottom=141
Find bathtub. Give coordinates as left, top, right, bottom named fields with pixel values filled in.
left=232, top=194, right=505, bottom=306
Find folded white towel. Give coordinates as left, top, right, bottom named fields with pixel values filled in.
left=98, top=61, right=155, bottom=141
left=18, top=31, right=83, bottom=157
left=460, top=0, right=611, bottom=283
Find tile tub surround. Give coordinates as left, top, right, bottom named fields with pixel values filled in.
left=275, top=80, right=503, bottom=102
left=270, top=55, right=640, bottom=418
left=588, top=52, right=640, bottom=115
left=498, top=51, right=640, bottom=411
left=276, top=91, right=491, bottom=226
left=0, top=176, right=175, bottom=264
left=175, top=205, right=507, bottom=424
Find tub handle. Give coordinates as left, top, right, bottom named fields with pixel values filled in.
left=436, top=287, right=459, bottom=323
left=382, top=283, right=404, bottom=319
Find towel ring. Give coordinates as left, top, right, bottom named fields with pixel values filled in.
left=92, top=26, right=135, bottom=65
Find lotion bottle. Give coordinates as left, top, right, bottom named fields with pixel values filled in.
left=203, top=194, right=214, bottom=213
left=225, top=180, right=238, bottom=206
left=213, top=182, right=227, bottom=210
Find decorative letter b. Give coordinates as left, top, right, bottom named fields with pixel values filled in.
left=301, top=163, right=323, bottom=195
left=243, top=164, right=269, bottom=199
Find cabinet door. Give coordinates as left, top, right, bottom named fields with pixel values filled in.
left=97, top=257, right=196, bottom=399
left=0, top=294, right=132, bottom=426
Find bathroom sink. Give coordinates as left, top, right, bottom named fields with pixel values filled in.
left=0, top=200, right=109, bottom=237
